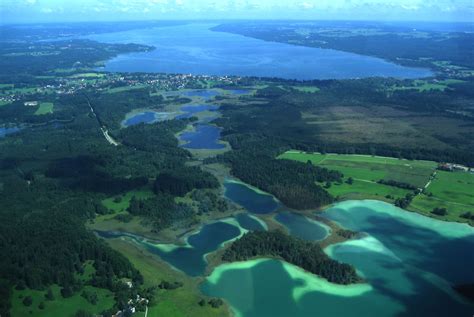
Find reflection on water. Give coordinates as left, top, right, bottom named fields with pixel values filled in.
left=224, top=180, right=279, bottom=214
left=87, top=24, right=433, bottom=80
left=275, top=212, right=330, bottom=241
left=179, top=124, right=225, bottom=149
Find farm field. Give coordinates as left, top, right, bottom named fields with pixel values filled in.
left=34, top=102, right=54, bottom=115
left=411, top=171, right=474, bottom=223
left=279, top=151, right=473, bottom=224
left=279, top=151, right=436, bottom=188
left=388, top=79, right=465, bottom=92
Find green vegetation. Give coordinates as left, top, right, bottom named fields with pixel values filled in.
left=102, top=189, right=155, bottom=213
left=34, top=102, right=54, bottom=115
left=388, top=79, right=465, bottom=92
left=106, top=84, right=149, bottom=94
left=106, top=239, right=228, bottom=317
left=411, top=171, right=474, bottom=223
left=69, top=73, right=106, bottom=78
left=279, top=151, right=436, bottom=188
left=280, top=151, right=473, bottom=224
left=11, top=285, right=114, bottom=317
left=293, top=86, right=320, bottom=93
left=223, top=230, right=360, bottom=284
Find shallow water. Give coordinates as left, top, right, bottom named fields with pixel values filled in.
left=0, top=126, right=20, bottom=137
left=203, top=200, right=474, bottom=317
left=86, top=24, right=433, bottom=80
left=179, top=124, right=225, bottom=149
left=275, top=212, right=330, bottom=241
left=176, top=104, right=219, bottom=119
left=224, top=180, right=279, bottom=214
left=122, top=111, right=170, bottom=127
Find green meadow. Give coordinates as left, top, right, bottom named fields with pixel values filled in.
left=411, top=171, right=474, bottom=222
left=11, top=262, right=114, bottom=317
left=107, top=239, right=228, bottom=317
left=34, top=102, right=54, bottom=115
left=280, top=151, right=473, bottom=224
left=279, top=151, right=436, bottom=188
left=102, top=188, right=155, bottom=213
left=293, top=86, right=320, bottom=93
left=389, top=79, right=465, bottom=92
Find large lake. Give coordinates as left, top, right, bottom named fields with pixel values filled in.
left=202, top=200, right=474, bottom=317
left=86, top=24, right=432, bottom=80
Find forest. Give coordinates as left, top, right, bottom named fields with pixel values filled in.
left=222, top=230, right=360, bottom=285
left=0, top=84, right=219, bottom=315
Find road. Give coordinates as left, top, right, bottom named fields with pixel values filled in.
left=85, top=96, right=120, bottom=146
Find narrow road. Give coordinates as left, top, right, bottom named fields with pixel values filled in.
left=84, top=95, right=120, bottom=146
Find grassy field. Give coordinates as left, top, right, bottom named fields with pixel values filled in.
left=11, top=262, right=114, bottom=317
left=411, top=171, right=474, bottom=223
left=389, top=79, right=465, bottom=92
left=106, top=239, right=229, bottom=317
left=102, top=188, right=154, bottom=213
left=106, top=85, right=148, bottom=94
left=69, top=73, right=105, bottom=78
left=34, top=102, right=54, bottom=115
left=279, top=151, right=436, bottom=188
left=280, top=151, right=473, bottom=224
left=293, top=86, right=320, bottom=93
left=11, top=285, right=114, bottom=317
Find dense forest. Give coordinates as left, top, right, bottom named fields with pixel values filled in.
left=0, top=83, right=219, bottom=315
left=216, top=152, right=341, bottom=209
left=0, top=40, right=151, bottom=79
left=0, top=176, right=142, bottom=316
left=223, top=230, right=360, bottom=284
left=211, top=80, right=474, bottom=167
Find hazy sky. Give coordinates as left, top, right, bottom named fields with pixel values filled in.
left=1, top=0, right=473, bottom=23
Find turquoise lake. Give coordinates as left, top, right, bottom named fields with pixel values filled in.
left=202, top=200, right=474, bottom=317
left=86, top=24, right=433, bottom=80
left=96, top=214, right=265, bottom=277
left=275, top=212, right=330, bottom=241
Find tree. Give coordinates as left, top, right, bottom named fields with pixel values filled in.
left=22, top=296, right=33, bottom=307
left=431, top=207, right=448, bottom=216
left=346, top=177, right=354, bottom=185
left=45, top=288, right=54, bottom=301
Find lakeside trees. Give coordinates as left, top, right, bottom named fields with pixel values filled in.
left=223, top=230, right=360, bottom=285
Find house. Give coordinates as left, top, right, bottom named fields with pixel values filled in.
left=24, top=101, right=38, bottom=107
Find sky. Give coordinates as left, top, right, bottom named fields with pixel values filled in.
left=1, top=0, right=473, bottom=24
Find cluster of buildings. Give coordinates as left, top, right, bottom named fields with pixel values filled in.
left=438, top=163, right=473, bottom=172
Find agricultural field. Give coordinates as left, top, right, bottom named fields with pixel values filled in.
left=280, top=151, right=473, bottom=224
left=388, top=79, right=465, bottom=92
left=34, top=102, right=54, bottom=115
left=69, top=72, right=105, bottom=78
left=106, top=84, right=148, bottom=94
left=293, top=86, right=320, bottom=93
left=411, top=171, right=474, bottom=223
left=280, top=151, right=436, bottom=188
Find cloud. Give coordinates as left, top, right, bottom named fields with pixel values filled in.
left=2, top=0, right=473, bottom=22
